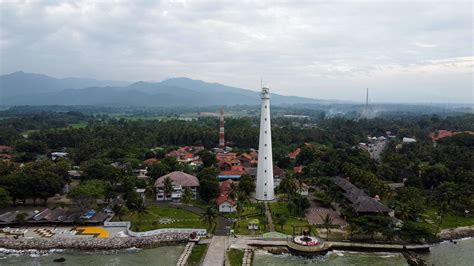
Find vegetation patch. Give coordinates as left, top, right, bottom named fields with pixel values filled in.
left=187, top=244, right=208, bottom=266
left=113, top=205, right=204, bottom=232
left=227, top=248, right=244, bottom=266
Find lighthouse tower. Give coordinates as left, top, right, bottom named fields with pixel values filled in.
left=255, top=86, right=275, bottom=201
left=219, top=107, right=225, bottom=148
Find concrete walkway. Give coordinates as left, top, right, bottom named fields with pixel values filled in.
left=202, top=236, right=228, bottom=266
left=264, top=202, right=275, bottom=231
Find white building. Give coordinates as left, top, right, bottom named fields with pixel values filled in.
left=154, top=171, right=199, bottom=202
left=402, top=137, right=417, bottom=144
left=255, top=86, right=275, bottom=201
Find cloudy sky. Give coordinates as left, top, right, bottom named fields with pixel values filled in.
left=1, top=0, right=472, bottom=103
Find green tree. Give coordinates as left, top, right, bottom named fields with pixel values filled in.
left=112, top=204, right=128, bottom=221
left=67, top=180, right=105, bottom=211
left=163, top=176, right=174, bottom=201
left=198, top=150, right=217, bottom=167
left=201, top=206, right=217, bottom=230
left=199, top=177, right=219, bottom=202
left=15, top=212, right=28, bottom=226
left=238, top=174, right=255, bottom=196
left=320, top=213, right=333, bottom=241
left=0, top=187, right=12, bottom=208
left=276, top=214, right=287, bottom=230
left=181, top=187, right=193, bottom=204
left=133, top=198, right=148, bottom=226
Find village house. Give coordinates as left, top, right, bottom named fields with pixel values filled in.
left=216, top=179, right=237, bottom=213
left=154, top=171, right=199, bottom=202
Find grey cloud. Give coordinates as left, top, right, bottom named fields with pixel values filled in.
left=0, top=0, right=472, bottom=103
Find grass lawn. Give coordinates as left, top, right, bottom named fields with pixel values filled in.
left=113, top=205, right=205, bottom=232
left=187, top=244, right=208, bottom=266
left=423, top=208, right=474, bottom=229
left=270, top=202, right=312, bottom=235
left=234, top=216, right=267, bottom=235
left=227, top=248, right=244, bottom=266
left=224, top=204, right=259, bottom=219
left=189, top=199, right=212, bottom=210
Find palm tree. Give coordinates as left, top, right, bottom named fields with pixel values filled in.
left=228, top=182, right=239, bottom=200
left=181, top=187, right=193, bottom=204
left=236, top=201, right=244, bottom=221
left=320, top=213, right=333, bottom=241
left=163, top=176, right=173, bottom=201
left=256, top=202, right=266, bottom=217
left=15, top=212, right=28, bottom=226
left=201, top=207, right=217, bottom=231
left=112, top=204, right=126, bottom=221
left=280, top=171, right=296, bottom=201
left=276, top=214, right=287, bottom=230
left=134, top=198, right=148, bottom=226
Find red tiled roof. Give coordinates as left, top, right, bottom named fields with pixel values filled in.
left=216, top=193, right=236, bottom=205
left=143, top=158, right=159, bottom=165
left=288, top=148, right=301, bottom=160
left=0, top=146, right=12, bottom=152
left=182, top=153, right=194, bottom=159
left=216, top=153, right=237, bottom=161
left=430, top=130, right=474, bottom=141
left=220, top=179, right=234, bottom=193
left=294, top=165, right=304, bottom=173
left=155, top=171, right=199, bottom=187
left=0, top=154, right=11, bottom=159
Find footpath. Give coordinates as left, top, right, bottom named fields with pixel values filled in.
left=202, top=235, right=228, bottom=266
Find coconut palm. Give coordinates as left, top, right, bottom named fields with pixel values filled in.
left=320, top=213, right=333, bottom=241
left=201, top=207, right=217, bottom=230
left=280, top=171, right=297, bottom=201
left=15, top=212, right=28, bottom=226
left=163, top=176, right=173, bottom=201
left=181, top=187, right=193, bottom=204
left=134, top=198, right=148, bottom=226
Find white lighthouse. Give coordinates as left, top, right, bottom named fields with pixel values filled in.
left=255, top=86, right=275, bottom=201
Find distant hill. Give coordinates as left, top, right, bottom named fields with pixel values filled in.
left=0, top=72, right=323, bottom=106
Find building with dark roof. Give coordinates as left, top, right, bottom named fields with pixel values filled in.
left=331, top=176, right=393, bottom=216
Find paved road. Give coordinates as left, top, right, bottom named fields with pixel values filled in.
left=370, top=140, right=387, bottom=161
left=202, top=235, right=228, bottom=266
left=215, top=216, right=232, bottom=236
left=264, top=202, right=275, bottom=231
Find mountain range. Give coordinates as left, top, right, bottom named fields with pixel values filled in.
left=0, top=71, right=322, bottom=107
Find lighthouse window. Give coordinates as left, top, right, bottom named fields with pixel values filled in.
left=265, top=118, right=267, bottom=121
left=265, top=105, right=267, bottom=108
left=265, top=144, right=267, bottom=147
left=264, top=170, right=267, bottom=173
left=265, top=157, right=267, bottom=160
left=265, top=131, right=267, bottom=134
left=264, top=183, right=267, bottom=186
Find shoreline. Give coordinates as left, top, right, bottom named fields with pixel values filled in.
left=0, top=233, right=188, bottom=251
left=437, top=226, right=474, bottom=241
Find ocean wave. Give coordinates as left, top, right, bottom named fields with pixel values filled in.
left=0, top=248, right=65, bottom=257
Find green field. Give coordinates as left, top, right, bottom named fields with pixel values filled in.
left=187, top=244, right=209, bottom=265
left=227, top=248, right=244, bottom=266
left=423, top=209, right=474, bottom=229
left=113, top=205, right=205, bottom=232
left=270, top=202, right=311, bottom=235
left=234, top=216, right=267, bottom=235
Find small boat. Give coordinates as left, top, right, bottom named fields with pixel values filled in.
left=53, top=258, right=66, bottom=263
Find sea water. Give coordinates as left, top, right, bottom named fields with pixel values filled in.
left=0, top=238, right=473, bottom=265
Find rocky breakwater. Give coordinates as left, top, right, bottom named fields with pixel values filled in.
left=438, top=226, right=474, bottom=241
left=0, top=234, right=188, bottom=250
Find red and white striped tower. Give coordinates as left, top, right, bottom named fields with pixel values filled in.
left=219, top=107, right=225, bottom=148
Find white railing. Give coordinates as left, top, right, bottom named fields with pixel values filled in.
left=103, top=221, right=207, bottom=237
